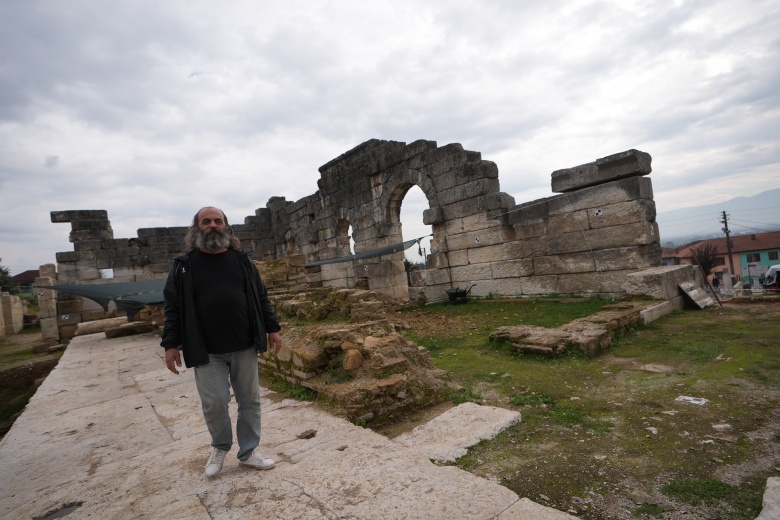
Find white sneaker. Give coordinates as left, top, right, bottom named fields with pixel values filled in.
left=205, top=448, right=228, bottom=478
left=239, top=451, right=275, bottom=470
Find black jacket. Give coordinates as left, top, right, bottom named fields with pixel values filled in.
left=160, top=248, right=281, bottom=367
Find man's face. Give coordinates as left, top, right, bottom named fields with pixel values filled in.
left=198, top=207, right=226, bottom=235
left=196, top=207, right=231, bottom=252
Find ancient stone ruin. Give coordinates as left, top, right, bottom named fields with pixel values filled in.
left=40, top=139, right=669, bottom=342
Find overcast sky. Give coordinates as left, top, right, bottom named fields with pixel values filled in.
left=1, top=0, right=779, bottom=275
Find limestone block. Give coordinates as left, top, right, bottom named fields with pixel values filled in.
left=587, top=200, right=656, bottom=229
left=422, top=206, right=444, bottom=225
left=391, top=285, right=411, bottom=300
left=104, top=322, right=156, bottom=338
left=71, top=230, right=112, bottom=243
left=592, top=244, right=661, bottom=271
left=624, top=265, right=700, bottom=300
left=548, top=176, right=654, bottom=214
left=466, top=244, right=506, bottom=265
left=445, top=226, right=513, bottom=251
left=465, top=212, right=506, bottom=234
left=551, top=149, right=651, bottom=193
left=39, top=264, right=57, bottom=278
left=75, top=317, right=129, bottom=336
left=504, top=237, right=547, bottom=259
left=50, top=209, right=108, bottom=222
left=441, top=197, right=490, bottom=221
left=38, top=298, right=57, bottom=318
left=40, top=317, right=60, bottom=340
left=534, top=252, right=596, bottom=275
left=71, top=219, right=113, bottom=232
left=557, top=270, right=636, bottom=295
left=57, top=300, right=83, bottom=314
left=58, top=324, right=78, bottom=340
left=450, top=263, right=493, bottom=284
left=518, top=275, right=559, bottom=295
left=419, top=269, right=450, bottom=286
left=490, top=259, right=534, bottom=279
left=548, top=210, right=590, bottom=235
left=0, top=300, right=5, bottom=338
left=513, top=218, right=547, bottom=240
left=467, top=278, right=525, bottom=298
left=428, top=252, right=453, bottom=269
left=640, top=296, right=685, bottom=324
left=546, top=221, right=659, bottom=255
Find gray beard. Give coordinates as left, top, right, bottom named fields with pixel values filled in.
left=195, top=228, right=231, bottom=252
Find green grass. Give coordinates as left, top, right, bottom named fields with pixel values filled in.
left=267, top=375, right=317, bottom=401
left=662, top=478, right=763, bottom=519
left=399, top=299, right=780, bottom=518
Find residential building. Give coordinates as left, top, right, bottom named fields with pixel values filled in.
left=662, top=231, right=780, bottom=285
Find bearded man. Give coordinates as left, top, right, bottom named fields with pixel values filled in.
left=161, top=206, right=282, bottom=478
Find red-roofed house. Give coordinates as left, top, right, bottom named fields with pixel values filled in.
left=663, top=231, right=780, bottom=286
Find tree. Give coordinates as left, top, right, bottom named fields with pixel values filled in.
left=0, top=258, right=10, bottom=292
left=690, top=244, right=719, bottom=277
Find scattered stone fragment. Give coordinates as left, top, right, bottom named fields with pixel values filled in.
left=629, top=489, right=658, bottom=505
left=297, top=429, right=317, bottom=439
left=675, top=396, right=708, bottom=405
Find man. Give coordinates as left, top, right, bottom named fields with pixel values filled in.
left=161, top=206, right=282, bottom=478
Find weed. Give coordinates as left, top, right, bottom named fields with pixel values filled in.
left=267, top=376, right=317, bottom=401
left=662, top=478, right=762, bottom=518
left=632, top=504, right=664, bottom=517
left=510, top=392, right=555, bottom=407
left=446, top=386, right=482, bottom=405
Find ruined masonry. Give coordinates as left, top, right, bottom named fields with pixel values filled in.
left=44, top=139, right=670, bottom=341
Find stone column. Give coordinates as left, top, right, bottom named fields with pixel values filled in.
left=36, top=263, right=60, bottom=341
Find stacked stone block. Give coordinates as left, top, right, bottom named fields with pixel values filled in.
left=49, top=140, right=664, bottom=313
left=36, top=264, right=59, bottom=341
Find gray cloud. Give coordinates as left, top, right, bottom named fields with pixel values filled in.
left=1, top=0, right=778, bottom=273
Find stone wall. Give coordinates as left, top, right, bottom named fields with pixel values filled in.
left=47, top=139, right=663, bottom=325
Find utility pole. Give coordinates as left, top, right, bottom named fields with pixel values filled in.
left=721, top=211, right=736, bottom=285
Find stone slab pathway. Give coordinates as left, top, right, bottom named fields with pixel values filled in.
left=0, top=332, right=575, bottom=520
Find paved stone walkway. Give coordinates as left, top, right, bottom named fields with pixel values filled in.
left=0, top=332, right=576, bottom=520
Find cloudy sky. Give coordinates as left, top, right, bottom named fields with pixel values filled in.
left=1, top=0, right=779, bottom=275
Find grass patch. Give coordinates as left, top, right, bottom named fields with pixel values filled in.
left=445, top=386, right=483, bottom=405
left=510, top=392, right=555, bottom=407
left=662, top=478, right=763, bottom=519
left=398, top=299, right=780, bottom=518
left=267, top=375, right=317, bottom=401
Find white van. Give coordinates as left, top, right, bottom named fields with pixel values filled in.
left=764, top=264, right=780, bottom=291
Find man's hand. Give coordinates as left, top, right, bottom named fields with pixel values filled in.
left=165, top=348, right=182, bottom=374
left=268, top=332, right=282, bottom=355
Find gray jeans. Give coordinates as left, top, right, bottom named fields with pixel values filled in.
left=194, top=347, right=261, bottom=460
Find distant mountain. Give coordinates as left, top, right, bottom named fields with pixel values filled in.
left=656, top=189, right=780, bottom=246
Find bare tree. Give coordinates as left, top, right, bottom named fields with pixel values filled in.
left=690, top=244, right=719, bottom=277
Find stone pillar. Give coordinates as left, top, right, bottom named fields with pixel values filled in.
left=1, top=292, right=24, bottom=335
left=36, top=264, right=60, bottom=341
left=720, top=268, right=735, bottom=297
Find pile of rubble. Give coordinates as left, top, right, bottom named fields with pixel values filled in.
left=262, top=288, right=451, bottom=423
left=489, top=301, right=660, bottom=356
